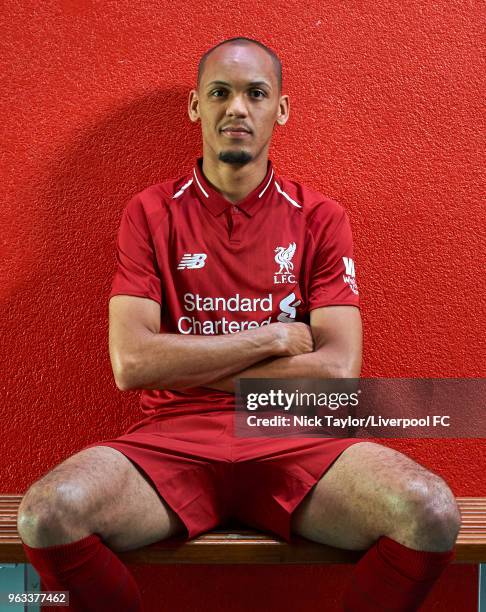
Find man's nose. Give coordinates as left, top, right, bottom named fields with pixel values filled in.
left=225, top=94, right=248, bottom=117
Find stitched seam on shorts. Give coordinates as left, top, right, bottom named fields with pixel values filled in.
left=162, top=463, right=211, bottom=482
left=98, top=443, right=211, bottom=485
left=158, top=464, right=217, bottom=517
left=261, top=463, right=316, bottom=488
left=257, top=440, right=361, bottom=489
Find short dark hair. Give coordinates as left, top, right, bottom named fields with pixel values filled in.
left=197, top=37, right=282, bottom=92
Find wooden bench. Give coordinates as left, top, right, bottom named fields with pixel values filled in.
left=1, top=495, right=485, bottom=564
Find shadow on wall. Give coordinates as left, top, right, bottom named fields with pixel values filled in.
left=3, top=87, right=199, bottom=467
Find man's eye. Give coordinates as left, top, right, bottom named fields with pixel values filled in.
left=209, top=89, right=265, bottom=99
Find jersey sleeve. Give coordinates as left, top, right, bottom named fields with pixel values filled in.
left=109, top=195, right=162, bottom=305
left=307, top=204, right=360, bottom=311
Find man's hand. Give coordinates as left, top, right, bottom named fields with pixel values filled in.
left=273, top=322, right=315, bottom=357
left=204, top=306, right=362, bottom=393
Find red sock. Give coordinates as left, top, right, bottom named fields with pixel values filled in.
left=343, top=535, right=454, bottom=611
left=23, top=534, right=143, bottom=612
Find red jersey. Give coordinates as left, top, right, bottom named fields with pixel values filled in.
left=111, top=158, right=359, bottom=417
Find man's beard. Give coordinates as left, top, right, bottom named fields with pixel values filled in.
left=218, top=150, right=253, bottom=165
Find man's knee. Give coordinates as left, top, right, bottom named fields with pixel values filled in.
left=18, top=478, right=94, bottom=547
left=396, top=473, right=461, bottom=550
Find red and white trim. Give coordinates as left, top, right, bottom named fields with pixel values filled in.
left=275, top=181, right=302, bottom=208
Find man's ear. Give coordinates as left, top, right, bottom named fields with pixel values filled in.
left=188, top=89, right=200, bottom=123
left=276, top=94, right=290, bottom=126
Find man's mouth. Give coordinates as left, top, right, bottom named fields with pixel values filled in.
left=220, top=126, right=252, bottom=138
left=221, top=124, right=251, bottom=132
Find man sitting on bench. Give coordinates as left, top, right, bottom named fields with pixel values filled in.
left=18, top=37, right=461, bottom=612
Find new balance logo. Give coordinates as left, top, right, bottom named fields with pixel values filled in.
left=177, top=253, right=207, bottom=270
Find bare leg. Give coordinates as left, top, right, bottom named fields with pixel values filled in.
left=18, top=446, right=185, bottom=551
left=291, top=441, right=461, bottom=552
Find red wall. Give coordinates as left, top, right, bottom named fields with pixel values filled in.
left=1, top=1, right=484, bottom=610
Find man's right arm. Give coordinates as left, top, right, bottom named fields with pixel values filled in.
left=109, top=295, right=314, bottom=391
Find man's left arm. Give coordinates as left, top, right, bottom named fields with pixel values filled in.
left=205, top=305, right=362, bottom=392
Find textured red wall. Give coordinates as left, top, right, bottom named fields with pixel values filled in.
left=1, top=1, right=484, bottom=610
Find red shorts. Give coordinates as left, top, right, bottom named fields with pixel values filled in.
left=83, top=410, right=363, bottom=543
